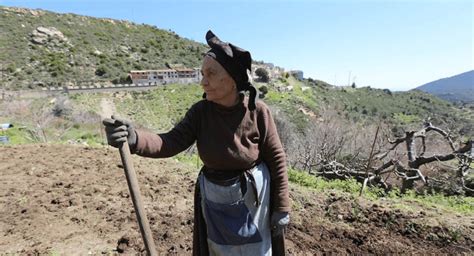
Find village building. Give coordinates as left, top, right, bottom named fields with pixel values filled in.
left=129, top=62, right=299, bottom=85
left=251, top=62, right=285, bottom=81
left=129, top=67, right=201, bottom=85
left=289, top=70, right=304, bottom=80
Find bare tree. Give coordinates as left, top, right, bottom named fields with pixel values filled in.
left=25, top=100, right=56, bottom=142
left=2, top=97, right=73, bottom=143
left=288, top=110, right=350, bottom=172
left=364, top=122, right=472, bottom=193
left=278, top=108, right=384, bottom=173
left=280, top=112, right=473, bottom=195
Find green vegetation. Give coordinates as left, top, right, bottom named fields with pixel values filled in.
left=265, top=77, right=319, bottom=131
left=393, top=112, right=421, bottom=124
left=1, top=126, right=31, bottom=144
left=289, top=169, right=474, bottom=214
left=0, top=6, right=208, bottom=90
left=60, top=123, right=104, bottom=146
left=263, top=76, right=472, bottom=135
left=255, top=67, right=269, bottom=82
left=115, top=84, right=203, bottom=131
left=288, top=168, right=361, bottom=194
left=396, top=190, right=474, bottom=213
left=1, top=79, right=471, bottom=147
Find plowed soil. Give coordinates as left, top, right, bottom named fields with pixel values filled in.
left=1, top=144, right=472, bottom=255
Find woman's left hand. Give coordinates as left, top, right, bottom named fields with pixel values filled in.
left=270, top=211, right=289, bottom=237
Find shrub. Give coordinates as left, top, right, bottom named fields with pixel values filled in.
left=258, top=86, right=268, bottom=99
left=255, top=68, right=269, bottom=82
left=6, top=63, right=16, bottom=73
left=259, top=85, right=268, bottom=94
left=95, top=66, right=107, bottom=76
left=371, top=106, right=378, bottom=115
left=112, top=75, right=132, bottom=84
left=383, top=89, right=392, bottom=95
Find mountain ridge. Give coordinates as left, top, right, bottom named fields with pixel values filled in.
left=415, top=70, right=474, bottom=103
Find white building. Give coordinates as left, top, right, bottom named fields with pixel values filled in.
left=129, top=67, right=201, bottom=85
left=289, top=70, right=304, bottom=80
left=251, top=63, right=285, bottom=81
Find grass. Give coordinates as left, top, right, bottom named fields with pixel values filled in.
left=288, top=168, right=474, bottom=214
left=393, top=112, right=422, bottom=124
left=173, top=151, right=202, bottom=169
left=69, top=93, right=103, bottom=113
left=0, top=126, right=32, bottom=144
left=394, top=190, right=474, bottom=214
left=48, top=250, right=60, bottom=256
left=288, top=168, right=361, bottom=194
left=265, top=77, right=318, bottom=131
left=115, top=84, right=203, bottom=132
left=60, top=124, right=105, bottom=146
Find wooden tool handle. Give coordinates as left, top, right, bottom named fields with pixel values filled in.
left=119, top=142, right=158, bottom=256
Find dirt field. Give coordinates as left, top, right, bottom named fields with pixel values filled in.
left=0, top=144, right=472, bottom=255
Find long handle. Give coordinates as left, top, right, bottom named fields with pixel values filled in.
left=271, top=231, right=286, bottom=256
left=118, top=142, right=158, bottom=256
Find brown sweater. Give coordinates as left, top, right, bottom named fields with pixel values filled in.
left=134, top=96, right=290, bottom=212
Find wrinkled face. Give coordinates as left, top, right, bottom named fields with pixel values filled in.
left=200, top=56, right=238, bottom=106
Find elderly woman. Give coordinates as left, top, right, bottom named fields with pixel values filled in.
left=104, top=31, right=290, bottom=256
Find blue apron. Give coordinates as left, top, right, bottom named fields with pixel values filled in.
left=199, top=162, right=272, bottom=256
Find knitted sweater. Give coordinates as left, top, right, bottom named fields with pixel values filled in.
left=134, top=96, right=290, bottom=212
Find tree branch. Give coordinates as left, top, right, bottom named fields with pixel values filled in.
left=373, top=160, right=395, bottom=174
left=405, top=131, right=416, bottom=163
left=461, top=178, right=474, bottom=192
left=412, top=140, right=472, bottom=167
left=424, top=122, right=456, bottom=151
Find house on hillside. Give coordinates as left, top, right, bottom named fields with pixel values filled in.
left=129, top=66, right=201, bottom=85
left=289, top=70, right=304, bottom=80
left=251, top=62, right=285, bottom=81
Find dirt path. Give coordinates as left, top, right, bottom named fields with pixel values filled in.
left=99, top=98, right=116, bottom=119
left=0, top=144, right=472, bottom=255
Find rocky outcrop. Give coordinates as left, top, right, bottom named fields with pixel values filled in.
left=3, top=7, right=44, bottom=17
left=30, top=26, right=68, bottom=45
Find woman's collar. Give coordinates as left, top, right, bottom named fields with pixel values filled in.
left=210, top=93, right=245, bottom=112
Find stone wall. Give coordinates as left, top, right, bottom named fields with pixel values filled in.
left=0, top=83, right=171, bottom=99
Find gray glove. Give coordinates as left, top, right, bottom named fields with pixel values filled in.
left=270, top=211, right=289, bottom=237
left=102, top=115, right=137, bottom=149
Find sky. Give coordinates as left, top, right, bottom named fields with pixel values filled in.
left=1, top=0, right=472, bottom=91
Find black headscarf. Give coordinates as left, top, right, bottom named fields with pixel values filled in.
left=203, top=30, right=258, bottom=110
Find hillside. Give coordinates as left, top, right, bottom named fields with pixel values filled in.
left=263, top=76, right=473, bottom=136
left=0, top=144, right=472, bottom=254
left=415, top=70, right=474, bottom=103
left=0, top=6, right=208, bottom=90
left=0, top=5, right=472, bottom=137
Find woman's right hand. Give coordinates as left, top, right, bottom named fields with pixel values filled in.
left=102, top=115, right=137, bottom=149
left=270, top=211, right=289, bottom=237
